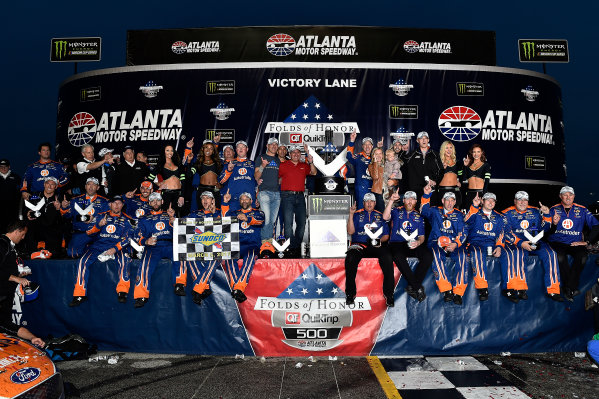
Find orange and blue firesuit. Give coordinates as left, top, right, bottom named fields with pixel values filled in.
left=124, top=194, right=152, bottom=220
left=218, top=158, right=256, bottom=211
left=21, top=160, right=69, bottom=194
left=61, top=194, right=109, bottom=257
left=464, top=205, right=507, bottom=290
left=73, top=210, right=133, bottom=298
left=420, top=193, right=468, bottom=296
left=502, top=205, right=560, bottom=295
left=346, top=141, right=372, bottom=210
left=133, top=210, right=182, bottom=300
left=222, top=201, right=264, bottom=295
left=182, top=208, right=224, bottom=298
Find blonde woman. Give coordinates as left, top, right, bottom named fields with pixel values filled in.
left=367, top=147, right=386, bottom=212
left=438, top=140, right=462, bottom=208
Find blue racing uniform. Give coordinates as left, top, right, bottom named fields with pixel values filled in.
left=421, top=193, right=468, bottom=296
left=21, top=160, right=69, bottom=194
left=218, top=158, right=256, bottom=211
left=73, top=211, right=133, bottom=298
left=346, top=142, right=372, bottom=210
left=134, top=210, right=182, bottom=300
left=61, top=194, right=109, bottom=257
left=124, top=194, right=153, bottom=220
left=502, top=205, right=560, bottom=294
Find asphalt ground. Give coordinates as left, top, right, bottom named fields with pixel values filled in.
left=56, top=351, right=599, bottom=399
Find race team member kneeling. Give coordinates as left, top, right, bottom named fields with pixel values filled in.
left=133, top=192, right=179, bottom=308
left=222, top=191, right=264, bottom=303
left=345, top=193, right=395, bottom=307
left=502, top=191, right=563, bottom=302
left=383, top=190, right=432, bottom=302
left=420, top=184, right=468, bottom=305
left=548, top=186, right=599, bottom=301
left=70, top=195, right=133, bottom=307
left=61, top=177, right=109, bottom=258
left=183, top=191, right=223, bottom=305
left=464, top=192, right=507, bottom=301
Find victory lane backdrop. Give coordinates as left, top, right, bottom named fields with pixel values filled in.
left=56, top=64, right=564, bottom=185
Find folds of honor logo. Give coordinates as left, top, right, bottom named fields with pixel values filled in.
left=240, top=262, right=397, bottom=356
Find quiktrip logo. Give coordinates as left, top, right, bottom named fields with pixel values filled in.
left=266, top=33, right=296, bottom=56
left=521, top=85, right=539, bottom=102
left=389, top=79, right=413, bottom=96
left=139, top=81, right=163, bottom=98
left=68, top=112, right=97, bottom=147
left=210, top=102, right=235, bottom=121
left=438, top=106, right=482, bottom=142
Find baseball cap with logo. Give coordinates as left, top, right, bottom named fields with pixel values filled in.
left=240, top=192, right=253, bottom=200
left=442, top=192, right=456, bottom=200
left=0, top=159, right=9, bottom=166
left=363, top=192, right=376, bottom=202
left=416, top=131, right=429, bottom=139
left=560, top=186, right=575, bottom=195
left=86, top=177, right=99, bottom=185
left=362, top=137, right=374, bottom=145
left=236, top=140, right=248, bottom=148
left=148, top=192, right=162, bottom=201
left=267, top=137, right=279, bottom=145
left=482, top=192, right=497, bottom=201
left=514, top=191, right=529, bottom=200
left=140, top=180, right=153, bottom=189
left=200, top=191, right=214, bottom=199
left=98, top=148, right=114, bottom=157
left=45, top=176, right=59, bottom=184
left=403, top=191, right=417, bottom=200
left=110, top=195, right=124, bottom=203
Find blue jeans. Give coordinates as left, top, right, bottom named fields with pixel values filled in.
left=281, top=191, right=306, bottom=250
left=258, top=190, right=281, bottom=241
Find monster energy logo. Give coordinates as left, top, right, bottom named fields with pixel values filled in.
left=206, top=80, right=235, bottom=95
left=207, top=82, right=218, bottom=94
left=390, top=106, right=401, bottom=118
left=55, top=40, right=68, bottom=60
left=80, top=89, right=87, bottom=101
left=526, top=156, right=533, bottom=167
left=524, top=156, right=545, bottom=170
left=521, top=41, right=535, bottom=60
left=312, top=197, right=324, bottom=213
left=207, top=130, right=216, bottom=140
left=458, top=83, right=466, bottom=94
left=388, top=105, right=418, bottom=119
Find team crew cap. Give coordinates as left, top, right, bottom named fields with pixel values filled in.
left=416, top=131, right=429, bottom=139
left=560, top=186, right=575, bottom=195
left=482, top=192, right=497, bottom=201
left=222, top=144, right=234, bottom=151
left=148, top=192, right=162, bottom=201
left=140, top=180, right=153, bottom=188
left=267, top=137, right=279, bottom=145
left=236, top=140, right=248, bottom=148
left=45, top=177, right=59, bottom=183
left=442, top=192, right=456, bottom=200
left=363, top=193, right=376, bottom=202
left=99, top=148, right=114, bottom=157
left=200, top=191, right=214, bottom=199
left=404, top=191, right=417, bottom=200
left=86, top=177, right=99, bottom=185
left=240, top=192, right=253, bottom=200
left=514, top=191, right=529, bottom=200
left=361, top=137, right=373, bottom=145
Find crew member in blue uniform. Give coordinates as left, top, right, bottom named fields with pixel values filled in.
left=124, top=180, right=154, bottom=220
left=464, top=192, right=507, bottom=301
left=345, top=193, right=395, bottom=307
left=548, top=186, right=599, bottom=301
left=61, top=177, right=109, bottom=258
left=383, top=190, right=432, bottom=302
left=421, top=184, right=468, bottom=305
left=346, top=131, right=373, bottom=210
left=218, top=141, right=256, bottom=211
left=502, top=191, right=563, bottom=302
left=222, top=191, right=264, bottom=303
left=21, top=142, right=69, bottom=200
left=183, top=191, right=223, bottom=305
left=69, top=195, right=133, bottom=306
left=133, top=192, right=179, bottom=308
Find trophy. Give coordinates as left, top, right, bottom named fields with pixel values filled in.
left=272, top=237, right=291, bottom=258
left=24, top=197, right=45, bottom=218
left=75, top=203, right=94, bottom=222
left=400, top=229, right=418, bottom=248
left=364, top=222, right=383, bottom=246
left=308, top=128, right=348, bottom=194
left=523, top=230, right=544, bottom=251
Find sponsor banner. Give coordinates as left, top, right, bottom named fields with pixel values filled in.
left=56, top=65, right=565, bottom=184
left=241, top=259, right=400, bottom=355
left=524, top=155, right=546, bottom=170
left=173, top=217, right=239, bottom=261
left=80, top=87, right=101, bottom=102
left=206, top=80, right=235, bottom=95
left=51, top=37, right=101, bottom=62
left=519, top=39, right=569, bottom=63
left=126, top=26, right=495, bottom=65
left=308, top=195, right=351, bottom=216
left=309, top=219, right=348, bottom=258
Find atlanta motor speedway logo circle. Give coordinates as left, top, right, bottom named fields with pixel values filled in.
left=68, top=112, right=97, bottom=147
left=171, top=41, right=187, bottom=54
left=403, top=40, right=419, bottom=53
left=438, top=106, right=482, bottom=142
left=266, top=33, right=296, bottom=56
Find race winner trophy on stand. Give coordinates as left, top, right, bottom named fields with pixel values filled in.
left=306, top=128, right=351, bottom=258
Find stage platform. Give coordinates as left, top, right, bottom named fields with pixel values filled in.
left=20, top=255, right=598, bottom=356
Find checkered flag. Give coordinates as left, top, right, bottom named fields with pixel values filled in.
left=173, top=217, right=240, bottom=261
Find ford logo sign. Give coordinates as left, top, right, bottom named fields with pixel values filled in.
left=10, top=367, right=41, bottom=384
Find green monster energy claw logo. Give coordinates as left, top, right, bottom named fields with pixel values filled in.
left=390, top=106, right=400, bottom=118
left=458, top=83, right=466, bottom=94
left=521, top=41, right=535, bottom=60
left=207, top=82, right=218, bottom=94
left=80, top=90, right=86, bottom=101
left=312, top=197, right=323, bottom=213
left=55, top=40, right=68, bottom=60
left=206, top=130, right=215, bottom=140
left=526, top=156, right=533, bottom=167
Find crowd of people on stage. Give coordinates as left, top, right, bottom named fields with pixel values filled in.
left=1, top=132, right=599, bottom=314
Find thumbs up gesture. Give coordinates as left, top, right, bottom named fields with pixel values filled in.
left=99, top=213, right=108, bottom=227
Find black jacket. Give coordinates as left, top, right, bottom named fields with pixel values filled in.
left=404, top=148, right=443, bottom=192
left=112, top=160, right=150, bottom=194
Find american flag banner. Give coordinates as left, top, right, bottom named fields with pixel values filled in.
left=173, top=217, right=240, bottom=261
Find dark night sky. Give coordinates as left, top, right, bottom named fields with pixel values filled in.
left=1, top=1, right=596, bottom=202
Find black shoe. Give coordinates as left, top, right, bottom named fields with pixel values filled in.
left=416, top=287, right=426, bottom=302
left=69, top=296, right=87, bottom=307
left=231, top=289, right=247, bottom=303
left=517, top=290, right=528, bottom=300
left=502, top=289, right=520, bottom=303
left=478, top=288, right=489, bottom=301
left=174, top=283, right=186, bottom=297
left=134, top=298, right=148, bottom=308
left=346, top=295, right=355, bottom=305
left=443, top=291, right=454, bottom=302
left=405, top=285, right=418, bottom=301
left=192, top=291, right=202, bottom=305
left=117, top=292, right=127, bottom=303
left=547, top=293, right=565, bottom=302
left=384, top=295, right=394, bottom=307
left=563, top=288, right=574, bottom=302
left=453, top=294, right=463, bottom=305
left=200, top=289, right=213, bottom=300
